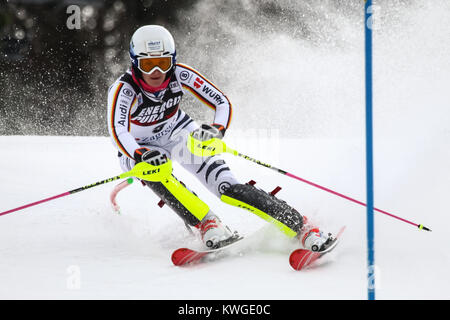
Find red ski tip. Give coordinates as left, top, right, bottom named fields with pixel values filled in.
left=171, top=248, right=207, bottom=266
left=289, top=249, right=320, bottom=271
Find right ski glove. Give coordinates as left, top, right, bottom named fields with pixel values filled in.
left=134, top=147, right=168, bottom=166
left=191, top=123, right=225, bottom=141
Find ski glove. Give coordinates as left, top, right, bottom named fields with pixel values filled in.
left=134, top=147, right=168, bottom=166
left=191, top=124, right=226, bottom=141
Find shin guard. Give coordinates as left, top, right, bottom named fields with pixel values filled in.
left=144, top=177, right=209, bottom=227
left=221, top=183, right=303, bottom=237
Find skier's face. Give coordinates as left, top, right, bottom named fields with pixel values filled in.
left=142, top=70, right=165, bottom=88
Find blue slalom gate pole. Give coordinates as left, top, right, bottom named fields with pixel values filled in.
left=365, top=0, right=375, bottom=300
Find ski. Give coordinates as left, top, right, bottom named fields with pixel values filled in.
left=171, top=234, right=244, bottom=266
left=289, top=226, right=346, bottom=271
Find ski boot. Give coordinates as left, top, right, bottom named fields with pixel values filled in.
left=299, top=217, right=336, bottom=252
left=195, top=212, right=238, bottom=249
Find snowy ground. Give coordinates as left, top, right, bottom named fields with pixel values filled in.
left=1, top=1, right=449, bottom=301
left=0, top=135, right=447, bottom=300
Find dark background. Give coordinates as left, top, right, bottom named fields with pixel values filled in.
left=0, top=0, right=363, bottom=136
left=0, top=0, right=200, bottom=135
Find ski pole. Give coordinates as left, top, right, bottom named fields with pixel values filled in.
left=0, top=161, right=172, bottom=217
left=187, top=136, right=432, bottom=232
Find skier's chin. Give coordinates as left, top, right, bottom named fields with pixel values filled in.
left=142, top=71, right=165, bottom=88
left=147, top=79, right=164, bottom=87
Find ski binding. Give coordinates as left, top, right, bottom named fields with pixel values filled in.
left=289, top=226, right=346, bottom=271
left=171, top=233, right=244, bottom=267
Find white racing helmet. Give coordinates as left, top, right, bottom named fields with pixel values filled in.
left=129, top=25, right=176, bottom=75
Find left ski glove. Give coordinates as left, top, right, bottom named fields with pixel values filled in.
left=134, top=147, right=168, bottom=166
left=192, top=124, right=226, bottom=141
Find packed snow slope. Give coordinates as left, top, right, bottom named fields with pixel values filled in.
left=0, top=134, right=447, bottom=300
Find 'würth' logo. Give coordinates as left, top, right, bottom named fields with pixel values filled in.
left=193, top=77, right=204, bottom=89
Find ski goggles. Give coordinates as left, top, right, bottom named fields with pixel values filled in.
left=137, top=56, right=173, bottom=74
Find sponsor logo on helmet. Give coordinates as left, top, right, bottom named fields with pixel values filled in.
left=146, top=40, right=163, bottom=52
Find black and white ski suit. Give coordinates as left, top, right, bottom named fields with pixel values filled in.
left=107, top=63, right=238, bottom=199
left=107, top=63, right=304, bottom=234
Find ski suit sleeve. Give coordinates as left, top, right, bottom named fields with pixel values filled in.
left=175, top=63, right=233, bottom=129
left=107, top=81, right=140, bottom=159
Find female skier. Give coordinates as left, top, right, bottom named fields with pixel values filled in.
left=107, top=25, right=334, bottom=251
